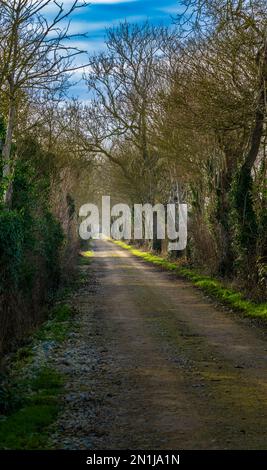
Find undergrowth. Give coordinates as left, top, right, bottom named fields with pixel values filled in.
left=0, top=302, right=75, bottom=449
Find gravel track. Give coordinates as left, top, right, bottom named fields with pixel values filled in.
left=49, top=240, right=267, bottom=450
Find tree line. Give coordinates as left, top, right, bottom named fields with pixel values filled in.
left=0, top=0, right=266, bottom=353
left=0, top=0, right=91, bottom=354
left=79, top=0, right=266, bottom=300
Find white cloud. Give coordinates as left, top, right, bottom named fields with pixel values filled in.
left=90, top=0, right=137, bottom=3
left=43, top=1, right=76, bottom=14
left=66, top=20, right=111, bottom=34
left=65, top=38, right=106, bottom=52
left=65, top=14, right=147, bottom=35
left=44, top=0, right=136, bottom=11
left=156, top=4, right=185, bottom=15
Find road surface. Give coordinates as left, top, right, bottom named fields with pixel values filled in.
left=51, top=240, right=267, bottom=450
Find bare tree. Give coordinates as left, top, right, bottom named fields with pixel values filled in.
left=173, top=0, right=267, bottom=278
left=0, top=0, right=89, bottom=206
left=83, top=22, right=165, bottom=204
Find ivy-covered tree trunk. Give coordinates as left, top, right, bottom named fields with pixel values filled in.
left=215, top=141, right=242, bottom=277
left=233, top=40, right=267, bottom=278
left=2, top=95, right=16, bottom=208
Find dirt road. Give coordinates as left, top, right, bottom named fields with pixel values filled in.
left=51, top=240, right=267, bottom=449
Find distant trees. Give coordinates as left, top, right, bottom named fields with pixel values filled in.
left=83, top=22, right=167, bottom=205
left=82, top=4, right=266, bottom=297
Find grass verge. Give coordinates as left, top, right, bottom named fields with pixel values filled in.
left=0, top=368, right=63, bottom=449
left=0, top=303, right=75, bottom=449
left=112, top=240, right=267, bottom=320
left=78, top=250, right=93, bottom=266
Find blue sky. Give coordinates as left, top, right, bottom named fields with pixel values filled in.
left=71, top=0, right=182, bottom=53
left=45, top=0, right=183, bottom=99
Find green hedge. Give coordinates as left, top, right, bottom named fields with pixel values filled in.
left=0, top=211, right=24, bottom=291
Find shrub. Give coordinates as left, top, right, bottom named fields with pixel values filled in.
left=0, top=211, right=24, bottom=292
left=0, top=140, right=65, bottom=354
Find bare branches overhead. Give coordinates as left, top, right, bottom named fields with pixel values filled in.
left=0, top=0, right=90, bottom=205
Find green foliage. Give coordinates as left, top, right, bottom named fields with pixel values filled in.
left=0, top=368, right=63, bottom=450
left=35, top=304, right=73, bottom=342
left=37, top=211, right=64, bottom=289
left=0, top=138, right=64, bottom=290
left=0, top=375, right=23, bottom=415
left=0, top=209, right=63, bottom=297
left=0, top=137, right=65, bottom=352
left=78, top=250, right=93, bottom=265
left=232, top=166, right=258, bottom=254
left=256, top=181, right=267, bottom=294
left=0, top=115, right=5, bottom=141
left=0, top=211, right=24, bottom=291
left=229, top=164, right=267, bottom=295
left=0, top=298, right=76, bottom=449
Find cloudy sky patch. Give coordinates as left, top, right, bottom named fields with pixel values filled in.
left=46, top=0, right=182, bottom=98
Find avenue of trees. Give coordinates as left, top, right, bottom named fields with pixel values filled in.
left=0, top=0, right=266, bottom=353
left=81, top=0, right=266, bottom=298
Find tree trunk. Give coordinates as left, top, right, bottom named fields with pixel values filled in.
left=2, top=97, right=16, bottom=207
left=233, top=40, right=267, bottom=264
left=215, top=149, right=237, bottom=276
